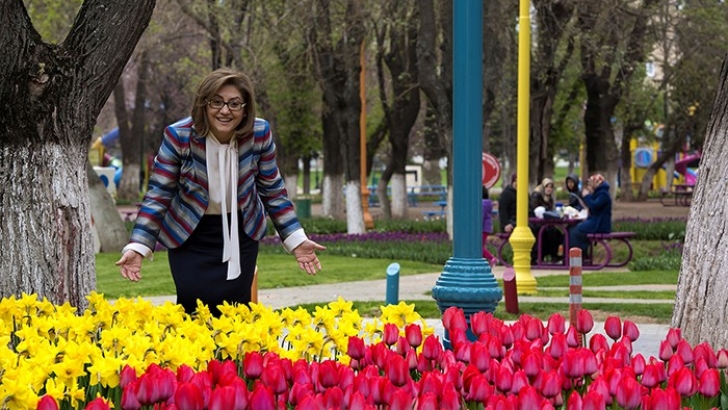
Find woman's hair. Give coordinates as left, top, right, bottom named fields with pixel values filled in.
left=190, top=68, right=257, bottom=138
left=482, top=186, right=489, bottom=199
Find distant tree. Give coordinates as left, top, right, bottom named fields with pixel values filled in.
left=672, top=52, right=728, bottom=348
left=0, top=0, right=155, bottom=309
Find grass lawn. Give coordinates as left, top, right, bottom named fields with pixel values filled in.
left=95, top=252, right=442, bottom=300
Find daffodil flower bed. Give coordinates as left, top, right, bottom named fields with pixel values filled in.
left=2, top=293, right=728, bottom=410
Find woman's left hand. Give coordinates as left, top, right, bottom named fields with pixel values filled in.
left=292, top=239, right=327, bottom=275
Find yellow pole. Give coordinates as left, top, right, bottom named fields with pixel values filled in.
left=360, top=41, right=374, bottom=229
left=511, top=0, right=537, bottom=294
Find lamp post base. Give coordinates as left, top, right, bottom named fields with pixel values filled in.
left=431, top=257, right=503, bottom=348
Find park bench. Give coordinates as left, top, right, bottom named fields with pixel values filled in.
left=660, top=184, right=693, bottom=207
left=494, top=230, right=636, bottom=270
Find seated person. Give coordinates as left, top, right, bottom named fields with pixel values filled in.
left=569, top=174, right=613, bottom=255
left=529, top=178, right=563, bottom=263
left=498, top=174, right=517, bottom=234
left=565, top=174, right=584, bottom=210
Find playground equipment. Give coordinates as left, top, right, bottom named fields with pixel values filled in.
left=629, top=138, right=700, bottom=191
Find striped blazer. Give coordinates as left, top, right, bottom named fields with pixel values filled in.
left=129, top=117, right=301, bottom=250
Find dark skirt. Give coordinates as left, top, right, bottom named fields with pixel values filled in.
left=168, top=213, right=259, bottom=317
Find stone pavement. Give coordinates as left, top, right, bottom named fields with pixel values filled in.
left=142, top=266, right=674, bottom=358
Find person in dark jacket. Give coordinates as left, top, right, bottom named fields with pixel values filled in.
left=565, top=173, right=583, bottom=210
left=529, top=178, right=562, bottom=262
left=569, top=174, right=612, bottom=254
left=481, top=186, right=497, bottom=266
left=498, top=174, right=517, bottom=233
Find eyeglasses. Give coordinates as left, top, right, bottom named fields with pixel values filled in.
left=207, top=99, right=246, bottom=111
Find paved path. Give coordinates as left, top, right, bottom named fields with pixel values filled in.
left=140, top=267, right=674, bottom=358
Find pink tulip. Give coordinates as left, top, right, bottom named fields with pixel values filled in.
left=666, top=354, right=685, bottom=377
left=84, top=398, right=111, bottom=410
left=395, top=336, right=411, bottom=356
left=631, top=353, right=646, bottom=375
left=119, top=364, right=137, bottom=389
left=694, top=356, right=710, bottom=379
left=524, top=316, right=544, bottom=341
left=561, top=349, right=586, bottom=379
left=645, top=387, right=681, bottom=410
left=136, top=373, right=161, bottom=405
left=174, top=382, right=204, bottom=410
left=499, top=324, right=515, bottom=348
left=416, top=391, right=439, bottom=410
left=386, top=354, right=410, bottom=387
left=521, top=349, right=542, bottom=377
left=668, top=366, right=697, bottom=397
left=622, top=320, right=639, bottom=342
left=442, top=306, right=468, bottom=332
left=383, top=323, right=399, bottom=346
left=576, top=309, right=594, bottom=334
left=466, top=374, right=493, bottom=403
left=37, top=396, right=59, bottom=410
left=615, top=376, right=641, bottom=409
left=540, top=370, right=562, bottom=398
left=387, top=389, right=413, bottom=410
left=495, top=363, right=513, bottom=393
left=588, top=333, right=609, bottom=353
left=698, top=368, right=720, bottom=397
left=208, top=386, right=237, bottom=410
left=603, top=316, right=622, bottom=341
left=510, top=369, right=529, bottom=395
left=566, top=325, right=582, bottom=348
left=243, top=351, right=264, bottom=379
left=547, top=313, right=566, bottom=335
left=471, top=311, right=493, bottom=336
left=295, top=396, right=320, bottom=410
left=486, top=334, right=505, bottom=360
left=262, top=363, right=288, bottom=395
left=322, top=386, right=345, bottom=409
left=587, top=378, right=611, bottom=406
left=440, top=385, right=461, bottom=410
left=718, top=348, right=728, bottom=369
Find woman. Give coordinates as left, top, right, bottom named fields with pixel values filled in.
left=481, top=186, right=497, bottom=267
left=116, top=68, right=325, bottom=316
left=529, top=178, right=562, bottom=263
left=565, top=174, right=584, bottom=210
left=569, top=174, right=612, bottom=254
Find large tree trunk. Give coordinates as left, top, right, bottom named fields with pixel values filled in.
left=672, top=55, right=728, bottom=347
left=0, top=0, right=155, bottom=309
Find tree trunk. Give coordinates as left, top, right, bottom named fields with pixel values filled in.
left=0, top=0, right=156, bottom=309
left=87, top=163, right=128, bottom=253
left=672, top=55, right=728, bottom=348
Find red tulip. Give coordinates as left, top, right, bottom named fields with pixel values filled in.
left=322, top=386, right=345, bottom=409
left=449, top=328, right=469, bottom=352
left=665, top=327, right=682, bottom=348
left=176, top=364, right=195, bottom=384
left=404, top=323, right=423, bottom=348
left=417, top=391, right=439, bottom=410
left=346, top=391, right=367, bottom=410
left=174, top=382, right=204, bottom=410
left=561, top=349, right=585, bottom=379
left=318, top=360, right=339, bottom=388
left=694, top=356, right=710, bottom=379
left=486, top=335, right=505, bottom=360
left=466, top=374, right=493, bottom=403
left=385, top=354, right=409, bottom=387
left=262, top=363, right=288, bottom=395
left=37, top=396, right=59, bottom=410
left=442, top=306, right=468, bottom=332
left=383, top=323, right=399, bottom=346
left=547, top=313, right=566, bottom=335
left=517, top=386, right=542, bottom=409
left=499, top=324, right=515, bottom=348
left=566, top=325, right=582, bottom=348
left=208, top=386, right=237, bottom=410
left=471, top=311, right=493, bottom=336
left=388, top=389, right=413, bottom=410
left=566, top=390, right=582, bottom=410
left=120, top=381, right=142, bottom=410
left=470, top=341, right=491, bottom=372
left=249, top=382, right=276, bottom=409
left=119, top=365, right=137, bottom=389
left=440, top=385, right=461, bottom=410
left=347, top=336, right=367, bottom=361
left=641, top=363, right=661, bottom=388
left=510, top=369, right=529, bottom=395
left=658, top=339, right=673, bottom=361
left=136, top=373, right=161, bottom=405
left=243, top=352, right=264, bottom=379
left=495, top=363, right=513, bottom=393
left=693, top=342, right=717, bottom=368
left=586, top=377, right=611, bottom=406
left=631, top=353, right=646, bottom=375
left=668, top=367, right=697, bottom=397
left=190, top=371, right=212, bottom=407
left=396, top=336, right=411, bottom=356
left=675, top=339, right=694, bottom=364
left=603, top=316, right=622, bottom=341
left=370, top=342, right=389, bottom=370
left=549, top=333, right=568, bottom=360
left=422, top=335, right=443, bottom=361
left=576, top=309, right=594, bottom=334
left=645, top=387, right=680, bottom=410
left=582, top=390, right=607, bottom=410
left=622, top=320, right=640, bottom=342
left=295, top=395, right=320, bottom=410
left=588, top=333, right=609, bottom=353
left=157, top=368, right=177, bottom=402
left=521, top=349, right=542, bottom=377
left=615, top=376, right=641, bottom=409
left=666, top=354, right=684, bottom=378
left=84, top=398, right=111, bottom=410
left=229, top=379, right=248, bottom=410
left=698, top=368, right=720, bottom=397
left=406, top=348, right=418, bottom=370
left=540, top=370, right=562, bottom=398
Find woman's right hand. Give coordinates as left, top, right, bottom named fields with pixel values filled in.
left=116, top=250, right=144, bottom=282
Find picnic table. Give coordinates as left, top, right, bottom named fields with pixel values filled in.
left=660, top=184, right=693, bottom=207
left=495, top=217, right=636, bottom=270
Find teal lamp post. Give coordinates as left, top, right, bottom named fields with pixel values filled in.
left=431, top=0, right=502, bottom=348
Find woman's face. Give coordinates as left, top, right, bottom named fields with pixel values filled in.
left=567, top=179, right=575, bottom=190
left=206, top=84, right=245, bottom=142
left=545, top=183, right=554, bottom=195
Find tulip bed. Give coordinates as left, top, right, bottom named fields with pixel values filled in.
left=1, top=293, right=727, bottom=409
